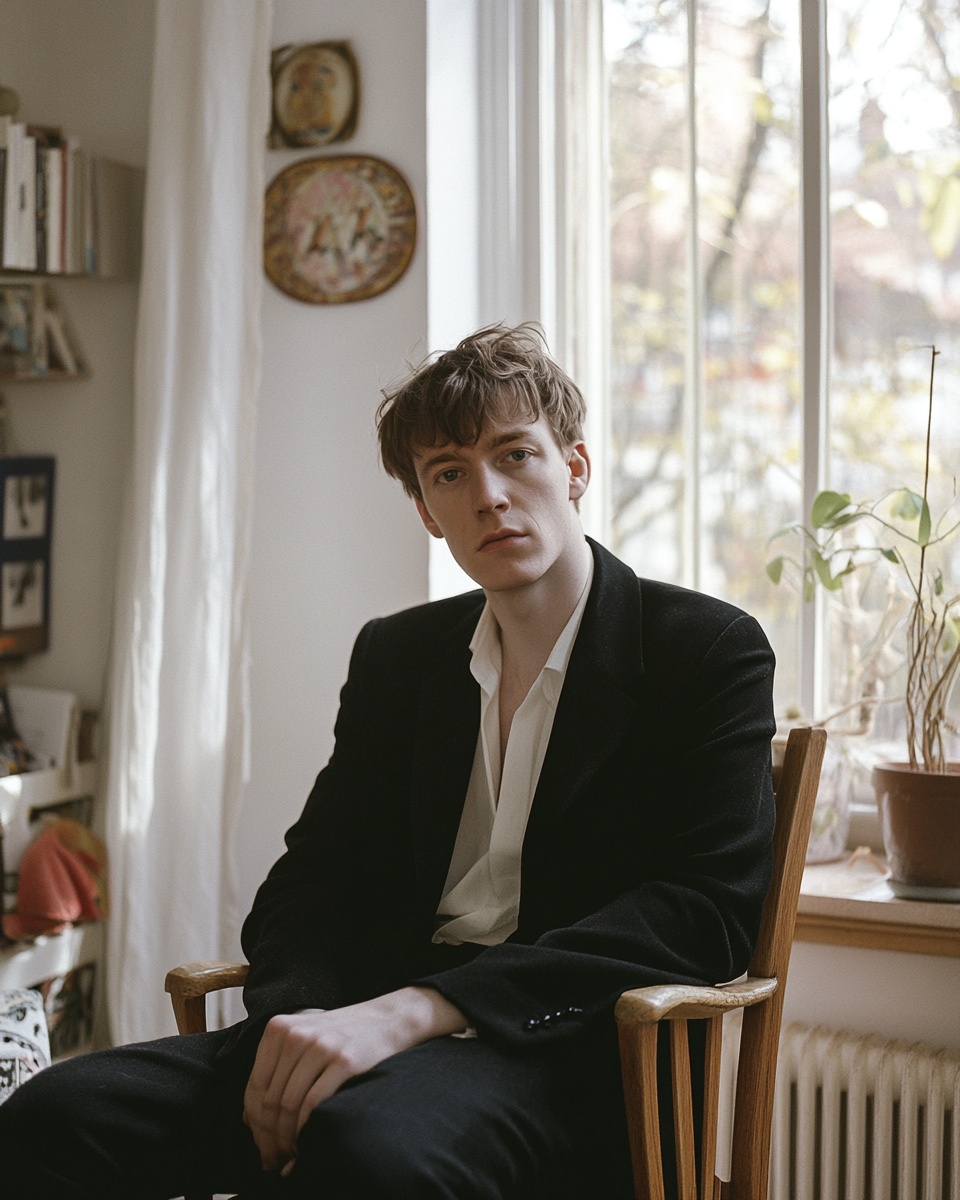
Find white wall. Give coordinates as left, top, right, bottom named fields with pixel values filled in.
left=233, top=0, right=431, bottom=926
left=783, top=942, right=960, bottom=1050
left=0, top=0, right=155, bottom=708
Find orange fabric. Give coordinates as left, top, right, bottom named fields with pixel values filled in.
left=2, top=822, right=103, bottom=941
left=48, top=819, right=109, bottom=917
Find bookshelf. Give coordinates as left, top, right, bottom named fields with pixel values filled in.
left=1, top=113, right=144, bottom=381
left=0, top=761, right=103, bottom=1057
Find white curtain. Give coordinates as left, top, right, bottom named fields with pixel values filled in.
left=105, top=0, right=272, bottom=1046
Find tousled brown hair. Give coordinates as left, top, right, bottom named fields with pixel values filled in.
left=376, top=323, right=586, bottom=500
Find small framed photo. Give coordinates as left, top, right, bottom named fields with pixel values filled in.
left=270, top=41, right=360, bottom=148
left=3, top=473, right=49, bottom=540
left=0, top=457, right=55, bottom=659
left=0, top=285, right=45, bottom=377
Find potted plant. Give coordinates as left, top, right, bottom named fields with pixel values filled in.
left=767, top=348, right=960, bottom=898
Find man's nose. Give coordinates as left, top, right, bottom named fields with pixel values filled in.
left=473, top=465, right=509, bottom=512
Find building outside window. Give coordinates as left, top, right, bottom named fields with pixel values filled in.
left=605, top=0, right=960, bottom=765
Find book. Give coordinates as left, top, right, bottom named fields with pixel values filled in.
left=64, top=140, right=83, bottom=275
left=18, top=131, right=36, bottom=272
left=0, top=144, right=5, bottom=270
left=1, top=121, right=21, bottom=269
left=27, top=129, right=64, bottom=276
left=46, top=145, right=63, bottom=274
left=44, top=307, right=76, bottom=375
left=34, top=146, right=47, bottom=273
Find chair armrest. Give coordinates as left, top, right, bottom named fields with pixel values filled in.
left=615, top=975, right=778, bottom=1025
left=164, top=960, right=249, bottom=1035
left=165, top=960, right=249, bottom=999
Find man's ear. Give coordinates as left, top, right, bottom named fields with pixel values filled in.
left=567, top=440, right=591, bottom=503
left=414, top=497, right=445, bottom=539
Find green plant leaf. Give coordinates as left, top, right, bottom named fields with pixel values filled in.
left=803, top=573, right=815, bottom=603
left=934, top=569, right=944, bottom=595
left=765, top=557, right=784, bottom=585
left=828, top=512, right=866, bottom=528
left=811, top=490, right=852, bottom=529
left=881, top=548, right=899, bottom=563
left=891, top=488, right=922, bottom=520
left=810, top=548, right=844, bottom=591
left=919, top=498, right=931, bottom=546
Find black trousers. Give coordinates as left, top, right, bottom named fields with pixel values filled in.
left=0, top=1024, right=638, bottom=1200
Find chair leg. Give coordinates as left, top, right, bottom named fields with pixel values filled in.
left=699, top=1015, right=724, bottom=1200
left=618, top=1020, right=666, bottom=1200
left=669, top=1020, right=697, bottom=1200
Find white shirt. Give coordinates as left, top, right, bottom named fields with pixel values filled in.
left=433, top=556, right=594, bottom=947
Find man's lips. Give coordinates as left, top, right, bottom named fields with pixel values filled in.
left=478, top=529, right=526, bottom=551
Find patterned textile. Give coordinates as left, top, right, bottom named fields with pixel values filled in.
left=0, top=988, right=50, bottom=1104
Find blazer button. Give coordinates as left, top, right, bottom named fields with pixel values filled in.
left=524, top=1018, right=541, bottom=1031
left=541, top=1014, right=552, bottom=1025
left=568, top=1007, right=583, bottom=1015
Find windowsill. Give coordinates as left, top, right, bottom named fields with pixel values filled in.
left=796, top=856, right=960, bottom=958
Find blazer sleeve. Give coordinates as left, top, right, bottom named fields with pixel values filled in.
left=411, top=613, right=777, bottom=1050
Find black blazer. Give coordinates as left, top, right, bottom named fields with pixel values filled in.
left=230, top=539, right=776, bottom=1056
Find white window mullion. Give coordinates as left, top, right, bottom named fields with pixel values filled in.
left=683, top=0, right=704, bottom=593
left=546, top=0, right=610, bottom=542
left=799, top=0, right=830, bottom=721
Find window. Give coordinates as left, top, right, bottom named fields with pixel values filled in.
left=606, top=0, right=960, bottom=753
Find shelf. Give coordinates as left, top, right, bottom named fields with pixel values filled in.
left=0, top=919, right=102, bottom=990
left=795, top=857, right=960, bottom=958
left=0, top=760, right=99, bottom=870
left=0, top=270, right=94, bottom=280
left=0, top=369, right=90, bottom=382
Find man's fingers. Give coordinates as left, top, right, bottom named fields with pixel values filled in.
left=245, top=1017, right=305, bottom=1169
left=274, top=1048, right=351, bottom=1159
left=295, top=1059, right=354, bottom=1139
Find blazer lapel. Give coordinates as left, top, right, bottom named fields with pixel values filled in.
left=409, top=597, right=484, bottom=913
left=525, top=540, right=644, bottom=840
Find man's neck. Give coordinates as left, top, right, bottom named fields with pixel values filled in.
left=484, top=527, right=593, bottom=689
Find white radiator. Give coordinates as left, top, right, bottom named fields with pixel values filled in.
left=770, top=1023, right=960, bottom=1200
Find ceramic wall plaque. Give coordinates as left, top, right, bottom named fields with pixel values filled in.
left=264, top=155, right=417, bottom=304
left=270, top=42, right=360, bottom=148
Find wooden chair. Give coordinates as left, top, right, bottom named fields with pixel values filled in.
left=166, top=726, right=826, bottom=1200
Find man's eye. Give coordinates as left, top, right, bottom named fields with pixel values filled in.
left=439, top=469, right=460, bottom=483
left=508, top=450, right=529, bottom=462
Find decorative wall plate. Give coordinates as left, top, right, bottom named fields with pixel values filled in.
left=270, top=41, right=360, bottom=148
left=264, top=155, right=417, bottom=304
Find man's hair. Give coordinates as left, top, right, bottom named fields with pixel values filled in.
left=376, top=323, right=586, bottom=500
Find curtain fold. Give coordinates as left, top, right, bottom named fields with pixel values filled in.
left=105, top=0, right=272, bottom=1046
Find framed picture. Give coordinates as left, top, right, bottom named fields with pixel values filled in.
left=0, top=285, right=45, bottom=377
left=270, top=41, right=360, bottom=148
left=0, top=283, right=87, bottom=380
left=264, top=155, right=417, bottom=304
left=0, top=457, right=55, bottom=658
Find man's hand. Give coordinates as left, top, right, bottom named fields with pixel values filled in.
left=242, top=986, right=468, bottom=1173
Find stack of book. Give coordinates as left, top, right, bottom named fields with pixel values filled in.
left=0, top=117, right=143, bottom=279
left=0, top=282, right=86, bottom=379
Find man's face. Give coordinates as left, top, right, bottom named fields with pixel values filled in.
left=412, top=416, right=590, bottom=593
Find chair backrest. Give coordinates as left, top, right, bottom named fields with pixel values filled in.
left=725, top=725, right=826, bottom=1198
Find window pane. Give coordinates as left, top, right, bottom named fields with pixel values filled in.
left=827, top=0, right=960, bottom=748
left=606, top=0, right=802, bottom=711
left=607, top=0, right=689, bottom=583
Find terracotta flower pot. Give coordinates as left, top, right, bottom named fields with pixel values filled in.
left=873, top=763, right=960, bottom=902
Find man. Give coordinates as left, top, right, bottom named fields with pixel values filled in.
left=0, top=324, right=775, bottom=1199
